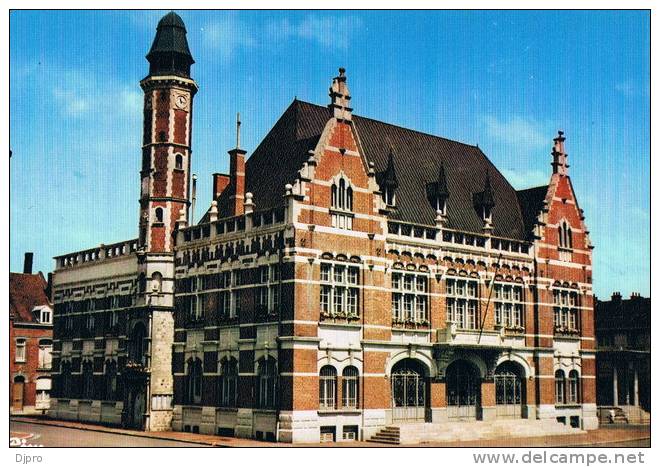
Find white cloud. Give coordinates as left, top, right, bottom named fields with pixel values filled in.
left=499, top=168, right=548, bottom=190
left=267, top=15, right=363, bottom=49
left=202, top=15, right=256, bottom=61
left=482, top=114, right=548, bottom=151
left=615, top=80, right=635, bottom=97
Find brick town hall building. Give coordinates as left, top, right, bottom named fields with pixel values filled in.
left=49, top=12, right=598, bottom=442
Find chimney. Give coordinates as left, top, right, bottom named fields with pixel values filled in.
left=46, top=272, right=53, bottom=301
left=213, top=173, right=230, bottom=200
left=630, top=292, right=641, bottom=300
left=611, top=291, right=622, bottom=302
left=229, top=113, right=246, bottom=216
left=23, top=252, right=33, bottom=274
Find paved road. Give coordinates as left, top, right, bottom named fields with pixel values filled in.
left=10, top=421, right=204, bottom=447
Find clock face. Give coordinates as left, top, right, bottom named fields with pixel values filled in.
left=175, top=94, right=188, bottom=109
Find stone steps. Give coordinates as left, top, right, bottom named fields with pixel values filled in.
left=368, top=419, right=584, bottom=445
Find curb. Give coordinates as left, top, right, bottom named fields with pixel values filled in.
left=11, top=417, right=225, bottom=447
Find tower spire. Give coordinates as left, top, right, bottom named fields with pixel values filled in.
left=551, top=130, right=569, bottom=176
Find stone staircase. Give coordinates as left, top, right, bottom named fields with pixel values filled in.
left=605, top=407, right=629, bottom=424
left=368, top=419, right=584, bottom=445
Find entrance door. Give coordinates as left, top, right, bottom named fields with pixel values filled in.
left=495, top=362, right=524, bottom=418
left=391, top=359, right=427, bottom=422
left=446, top=360, right=480, bottom=420
left=12, top=377, right=25, bottom=412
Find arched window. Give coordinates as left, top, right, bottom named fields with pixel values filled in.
left=151, top=271, right=163, bottom=293
left=218, top=358, right=238, bottom=407
left=319, top=365, right=337, bottom=409
left=175, top=154, right=183, bottom=170
left=559, top=221, right=573, bottom=249
left=568, top=370, right=580, bottom=403
left=342, top=366, right=359, bottom=408
left=155, top=207, right=164, bottom=223
left=331, top=178, right=353, bottom=212
left=82, top=360, right=94, bottom=400
left=555, top=370, right=566, bottom=404
left=257, top=357, right=277, bottom=409
left=187, top=358, right=203, bottom=405
left=105, top=360, right=118, bottom=401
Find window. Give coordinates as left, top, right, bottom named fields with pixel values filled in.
left=342, top=366, right=359, bottom=408
left=36, top=377, right=51, bottom=409
left=320, top=262, right=360, bottom=319
left=558, top=220, right=573, bottom=261
left=105, top=360, right=118, bottom=401
left=15, top=338, right=26, bottom=363
left=257, top=265, right=280, bottom=316
left=40, top=308, right=52, bottom=324
left=257, top=358, right=277, bottom=409
left=330, top=178, right=354, bottom=230
left=155, top=207, right=164, bottom=223
left=445, top=278, right=479, bottom=330
left=391, top=272, right=429, bottom=324
left=218, top=358, right=238, bottom=407
left=555, top=370, right=566, bottom=404
left=187, top=359, right=203, bottom=405
left=38, top=339, right=52, bottom=369
left=319, top=366, right=337, bottom=409
left=494, top=283, right=524, bottom=329
left=82, top=360, right=94, bottom=400
left=553, top=289, right=580, bottom=333
left=175, top=153, right=183, bottom=170
left=568, top=370, right=580, bottom=403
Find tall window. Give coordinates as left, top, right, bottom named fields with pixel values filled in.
left=187, top=358, right=203, bottom=405
left=218, top=358, right=238, bottom=407
left=320, top=262, right=360, bottom=319
left=257, top=265, right=280, bottom=316
left=15, top=338, right=26, bottom=363
left=392, top=272, right=429, bottom=324
left=553, top=289, right=580, bottom=333
left=568, top=370, right=580, bottom=403
left=494, top=283, right=524, bottom=329
left=155, top=207, right=164, bottom=223
left=330, top=178, right=354, bottom=230
left=38, top=339, right=52, bottom=369
left=175, top=153, right=183, bottom=170
left=446, top=278, right=479, bottom=330
left=555, top=370, right=566, bottom=404
left=319, top=366, right=337, bottom=409
left=342, top=366, right=359, bottom=408
left=82, top=360, right=94, bottom=400
left=558, top=221, right=573, bottom=249
left=105, top=360, right=118, bottom=401
left=257, top=358, right=277, bottom=409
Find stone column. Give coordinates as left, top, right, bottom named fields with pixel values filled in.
left=633, top=368, right=639, bottom=407
left=612, top=365, right=618, bottom=406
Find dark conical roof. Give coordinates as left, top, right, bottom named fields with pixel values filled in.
left=437, top=162, right=449, bottom=198
left=380, top=147, right=399, bottom=189
left=146, top=11, right=194, bottom=78
left=474, top=171, right=496, bottom=210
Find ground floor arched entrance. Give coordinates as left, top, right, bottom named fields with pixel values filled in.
left=494, top=361, right=525, bottom=418
left=391, top=359, right=428, bottom=422
left=446, top=360, right=481, bottom=420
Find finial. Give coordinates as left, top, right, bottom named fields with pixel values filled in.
left=236, top=112, right=241, bottom=149
left=339, top=67, right=346, bottom=77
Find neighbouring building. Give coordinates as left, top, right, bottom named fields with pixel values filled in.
left=595, top=292, right=650, bottom=424
left=49, top=12, right=598, bottom=442
left=10, top=253, right=54, bottom=414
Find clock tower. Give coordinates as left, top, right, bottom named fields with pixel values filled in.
left=132, top=11, right=196, bottom=431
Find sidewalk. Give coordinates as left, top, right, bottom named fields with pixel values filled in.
left=11, top=416, right=650, bottom=448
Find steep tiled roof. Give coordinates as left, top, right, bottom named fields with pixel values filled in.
left=516, top=185, right=549, bottom=239
left=9, top=272, right=50, bottom=323
left=218, top=100, right=541, bottom=240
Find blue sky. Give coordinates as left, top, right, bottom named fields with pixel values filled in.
left=10, top=10, right=649, bottom=298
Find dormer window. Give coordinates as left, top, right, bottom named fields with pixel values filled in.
left=40, top=307, right=52, bottom=324
left=378, top=146, right=399, bottom=208
left=426, top=162, right=449, bottom=216
left=383, top=186, right=396, bottom=207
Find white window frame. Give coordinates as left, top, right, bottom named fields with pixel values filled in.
left=446, top=278, right=479, bottom=330
left=320, top=262, right=360, bottom=319
left=494, top=283, right=525, bottom=329
left=15, top=338, right=27, bottom=363
left=553, top=289, right=580, bottom=333
left=391, top=272, right=429, bottom=324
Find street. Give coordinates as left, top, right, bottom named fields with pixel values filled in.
left=10, top=421, right=205, bottom=448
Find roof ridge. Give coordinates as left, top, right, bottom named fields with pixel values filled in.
left=517, top=184, right=549, bottom=193
left=295, top=100, right=480, bottom=150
